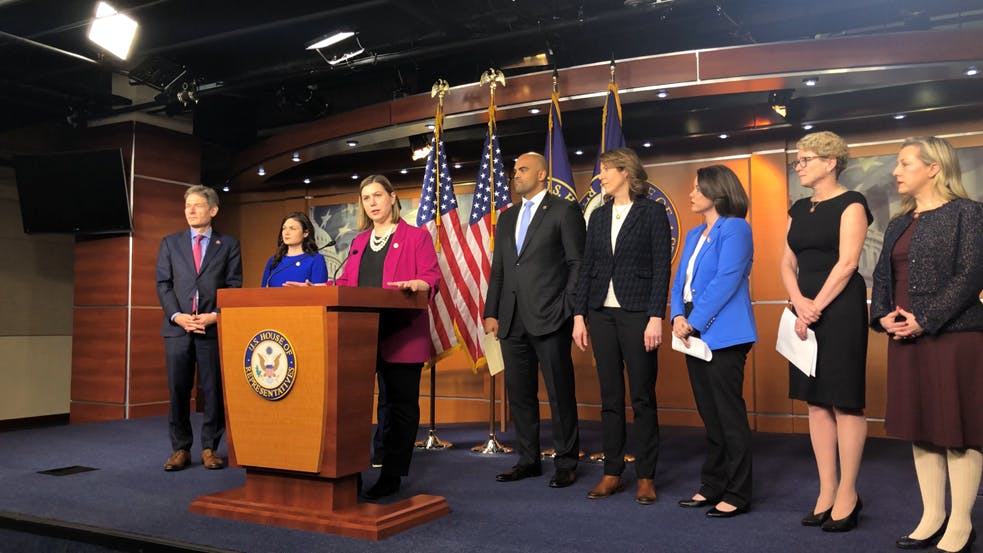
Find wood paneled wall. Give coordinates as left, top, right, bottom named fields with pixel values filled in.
left=70, top=123, right=202, bottom=422
left=227, top=119, right=983, bottom=437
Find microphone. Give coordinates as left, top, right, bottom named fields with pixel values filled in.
left=331, top=248, right=358, bottom=285
left=318, top=239, right=336, bottom=250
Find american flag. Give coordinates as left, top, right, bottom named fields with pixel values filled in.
left=417, top=136, right=481, bottom=362
left=465, top=125, right=512, bottom=368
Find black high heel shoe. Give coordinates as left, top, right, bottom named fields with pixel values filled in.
left=821, top=496, right=863, bottom=532
left=937, top=528, right=977, bottom=553
left=896, top=518, right=947, bottom=549
left=802, top=507, right=832, bottom=527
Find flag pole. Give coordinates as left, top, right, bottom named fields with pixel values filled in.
left=416, top=78, right=453, bottom=451
left=471, top=68, right=512, bottom=456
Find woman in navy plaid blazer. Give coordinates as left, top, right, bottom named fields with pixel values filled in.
left=573, top=147, right=672, bottom=505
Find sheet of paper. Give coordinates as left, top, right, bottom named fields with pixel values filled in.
left=483, top=332, right=505, bottom=376
left=671, top=334, right=713, bottom=362
left=776, top=307, right=818, bottom=377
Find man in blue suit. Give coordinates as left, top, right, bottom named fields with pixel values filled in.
left=156, top=185, right=242, bottom=471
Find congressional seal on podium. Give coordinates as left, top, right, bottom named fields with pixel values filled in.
left=243, top=329, right=297, bottom=401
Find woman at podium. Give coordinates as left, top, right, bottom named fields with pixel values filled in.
left=260, top=212, right=329, bottom=287
left=335, top=174, right=441, bottom=500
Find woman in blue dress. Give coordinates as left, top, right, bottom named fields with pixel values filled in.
left=260, top=212, right=328, bottom=287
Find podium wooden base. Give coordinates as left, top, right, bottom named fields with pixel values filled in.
left=189, top=470, right=450, bottom=540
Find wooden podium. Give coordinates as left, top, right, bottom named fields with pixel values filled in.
left=189, top=286, right=450, bottom=540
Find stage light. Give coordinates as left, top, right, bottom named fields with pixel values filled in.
left=87, top=2, right=139, bottom=60
left=769, top=90, right=793, bottom=120
left=409, top=134, right=432, bottom=161
left=346, top=140, right=358, bottom=147
left=656, top=89, right=669, bottom=99
left=965, top=66, right=978, bottom=76
left=257, top=166, right=266, bottom=176
left=802, top=77, right=818, bottom=87
left=291, top=152, right=301, bottom=162
left=305, top=31, right=355, bottom=50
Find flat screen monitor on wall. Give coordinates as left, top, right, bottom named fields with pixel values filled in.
left=14, top=148, right=132, bottom=235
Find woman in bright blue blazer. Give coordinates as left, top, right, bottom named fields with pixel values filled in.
left=670, top=164, right=757, bottom=518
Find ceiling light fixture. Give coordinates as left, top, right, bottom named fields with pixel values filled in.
left=802, top=123, right=814, bottom=130
left=453, top=163, right=462, bottom=169
left=87, top=2, right=139, bottom=60
left=769, top=90, right=793, bottom=119
left=306, top=31, right=365, bottom=66
left=257, top=166, right=266, bottom=176
left=894, top=113, right=907, bottom=120
left=346, top=140, right=358, bottom=147
left=425, top=123, right=435, bottom=130
left=528, top=107, right=541, bottom=114
left=802, top=77, right=818, bottom=86
left=719, top=133, right=729, bottom=139
left=399, top=169, right=408, bottom=174
left=305, top=31, right=355, bottom=50
left=291, top=152, right=301, bottom=162
left=965, top=65, right=978, bottom=76
left=656, top=89, right=669, bottom=99
left=351, top=174, right=359, bottom=180
left=221, top=186, right=230, bottom=192
left=303, top=178, right=311, bottom=184
left=642, top=141, right=652, bottom=148
left=574, top=149, right=584, bottom=156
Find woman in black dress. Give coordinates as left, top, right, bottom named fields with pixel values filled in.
left=871, top=137, right=982, bottom=553
left=780, top=131, right=872, bottom=532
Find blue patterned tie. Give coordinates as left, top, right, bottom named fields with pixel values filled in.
left=516, top=200, right=533, bottom=254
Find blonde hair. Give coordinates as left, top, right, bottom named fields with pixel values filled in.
left=356, top=174, right=401, bottom=231
left=896, top=136, right=968, bottom=217
left=796, top=131, right=849, bottom=177
left=599, top=147, right=648, bottom=201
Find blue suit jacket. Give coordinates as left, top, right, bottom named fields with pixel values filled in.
left=670, top=217, right=756, bottom=350
left=156, top=229, right=243, bottom=338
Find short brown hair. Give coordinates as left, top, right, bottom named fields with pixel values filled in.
left=796, top=131, right=849, bottom=177
left=598, top=147, right=648, bottom=201
left=185, top=184, right=219, bottom=208
left=695, top=165, right=749, bottom=218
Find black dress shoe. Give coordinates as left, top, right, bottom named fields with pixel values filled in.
left=363, top=474, right=401, bottom=500
left=679, top=497, right=715, bottom=508
left=495, top=464, right=542, bottom=482
left=549, top=468, right=577, bottom=488
left=821, top=496, right=862, bottom=532
left=937, top=528, right=976, bottom=553
left=801, top=508, right=832, bottom=526
left=706, top=504, right=749, bottom=518
left=896, top=519, right=946, bottom=549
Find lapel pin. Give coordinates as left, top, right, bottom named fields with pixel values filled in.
left=215, top=240, right=221, bottom=245
left=393, top=243, right=400, bottom=248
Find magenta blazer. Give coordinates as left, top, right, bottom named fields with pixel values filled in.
left=335, top=220, right=441, bottom=364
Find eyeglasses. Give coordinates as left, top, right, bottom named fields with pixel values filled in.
left=789, top=156, right=826, bottom=170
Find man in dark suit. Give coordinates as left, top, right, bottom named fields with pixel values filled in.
left=484, top=152, right=586, bottom=488
left=156, top=185, right=242, bottom=472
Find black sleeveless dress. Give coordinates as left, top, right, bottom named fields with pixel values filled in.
left=787, top=190, right=872, bottom=410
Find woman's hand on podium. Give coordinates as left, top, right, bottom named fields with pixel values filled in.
left=388, top=279, right=430, bottom=292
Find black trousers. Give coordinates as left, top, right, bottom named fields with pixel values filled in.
left=372, top=371, right=390, bottom=458
left=376, top=354, right=423, bottom=477
left=164, top=333, right=224, bottom=452
left=501, top=313, right=580, bottom=471
left=588, top=307, right=660, bottom=478
left=686, top=340, right=753, bottom=508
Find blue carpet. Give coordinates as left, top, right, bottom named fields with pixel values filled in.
left=0, top=415, right=979, bottom=552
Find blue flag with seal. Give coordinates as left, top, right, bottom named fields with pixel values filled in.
left=544, top=90, right=577, bottom=202
left=580, top=81, right=625, bottom=212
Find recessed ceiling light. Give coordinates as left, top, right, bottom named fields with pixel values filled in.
left=303, top=178, right=311, bottom=184
left=425, top=123, right=435, bottom=130
left=802, top=77, right=818, bottom=87
left=719, top=133, right=729, bottom=139
left=453, top=163, right=462, bottom=169
left=802, top=123, right=814, bottom=130
left=291, top=152, right=301, bottom=162
left=399, top=168, right=408, bottom=174
left=656, top=89, right=669, bottom=99
left=528, top=107, right=541, bottom=114
left=642, top=141, right=652, bottom=148
left=257, top=166, right=266, bottom=176
left=221, top=186, right=230, bottom=192
left=351, top=174, right=359, bottom=180
left=346, top=140, right=358, bottom=147
left=965, top=65, right=979, bottom=77
left=893, top=113, right=906, bottom=120
left=574, top=149, right=584, bottom=156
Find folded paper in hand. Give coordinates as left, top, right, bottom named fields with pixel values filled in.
left=776, top=307, right=817, bottom=377
left=671, top=334, right=713, bottom=362
left=483, top=333, right=505, bottom=376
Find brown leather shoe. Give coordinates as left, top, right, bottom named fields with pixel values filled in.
left=636, top=478, right=657, bottom=505
left=164, top=449, right=190, bottom=471
left=201, top=448, right=225, bottom=470
left=586, top=475, right=623, bottom=499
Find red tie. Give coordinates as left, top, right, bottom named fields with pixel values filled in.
left=192, top=234, right=204, bottom=314
left=193, top=234, right=204, bottom=273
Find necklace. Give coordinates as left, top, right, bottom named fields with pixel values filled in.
left=369, top=225, right=395, bottom=252
left=810, top=187, right=846, bottom=213
left=913, top=199, right=948, bottom=219
left=613, top=202, right=631, bottom=220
